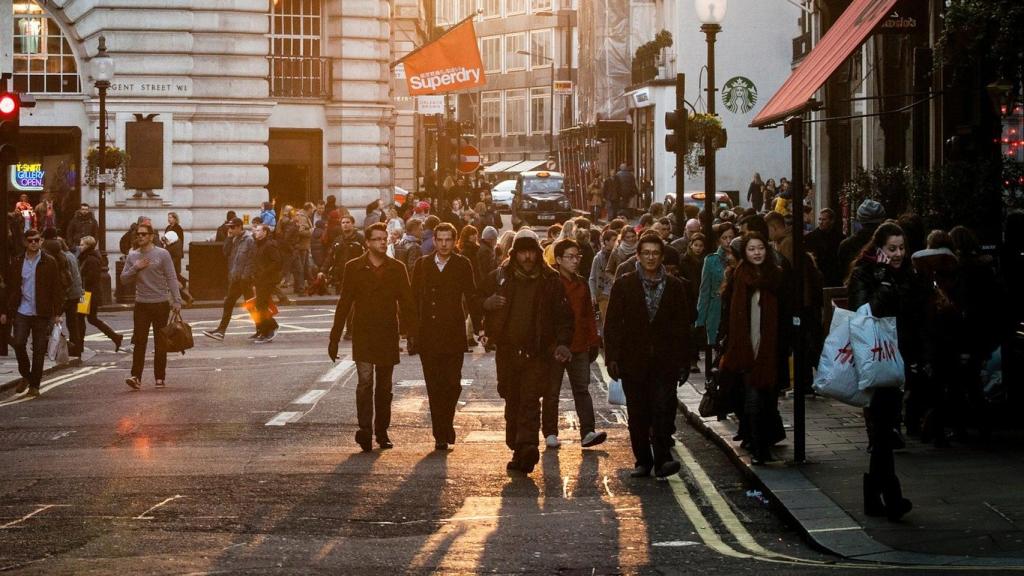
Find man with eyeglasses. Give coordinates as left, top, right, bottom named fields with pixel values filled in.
left=603, top=231, right=691, bottom=479
left=203, top=217, right=254, bottom=341
left=120, top=221, right=182, bottom=390
left=546, top=238, right=607, bottom=450
left=3, top=229, right=66, bottom=397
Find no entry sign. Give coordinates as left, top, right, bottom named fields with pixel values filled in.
left=457, top=144, right=481, bottom=174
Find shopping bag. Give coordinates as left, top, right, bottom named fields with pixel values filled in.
left=47, top=321, right=69, bottom=363
left=244, top=297, right=279, bottom=324
left=607, top=379, right=626, bottom=406
left=698, top=377, right=720, bottom=418
left=77, top=291, right=92, bottom=315
left=849, top=303, right=905, bottom=391
left=813, top=307, right=872, bottom=407
left=162, top=310, right=194, bottom=354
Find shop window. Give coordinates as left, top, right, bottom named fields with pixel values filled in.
left=269, top=0, right=329, bottom=98
left=12, top=2, right=81, bottom=94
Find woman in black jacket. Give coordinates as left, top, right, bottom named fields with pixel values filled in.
left=846, top=222, right=920, bottom=522
left=76, top=236, right=125, bottom=351
left=164, top=212, right=185, bottom=276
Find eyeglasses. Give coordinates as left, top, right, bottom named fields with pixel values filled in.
left=559, top=254, right=582, bottom=261
left=136, top=232, right=151, bottom=237
left=25, top=238, right=41, bottom=244
left=639, top=250, right=662, bottom=258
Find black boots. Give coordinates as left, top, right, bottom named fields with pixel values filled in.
left=863, top=473, right=912, bottom=521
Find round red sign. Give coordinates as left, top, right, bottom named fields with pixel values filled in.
left=457, top=144, right=481, bottom=174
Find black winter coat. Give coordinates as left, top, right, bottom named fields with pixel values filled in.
left=846, top=258, right=924, bottom=364
left=411, top=253, right=480, bottom=354
left=77, top=247, right=106, bottom=295
left=479, top=261, right=573, bottom=357
left=603, top=270, right=690, bottom=380
left=5, top=251, right=64, bottom=318
left=252, top=237, right=283, bottom=286
left=330, top=254, right=416, bottom=365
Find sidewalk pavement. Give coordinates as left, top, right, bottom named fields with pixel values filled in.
left=0, top=348, right=97, bottom=394
left=678, top=371, right=1024, bottom=567
left=99, top=294, right=338, bottom=313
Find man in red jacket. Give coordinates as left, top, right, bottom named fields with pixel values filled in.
left=545, top=238, right=608, bottom=449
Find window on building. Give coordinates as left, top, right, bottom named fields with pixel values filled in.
left=481, top=36, right=502, bottom=74
left=481, top=91, right=502, bottom=136
left=531, top=0, right=552, bottom=13
left=505, top=89, right=526, bottom=135
left=530, top=87, right=550, bottom=135
left=11, top=2, right=81, bottom=94
left=270, top=0, right=328, bottom=98
left=457, top=0, right=477, bottom=19
left=435, top=0, right=455, bottom=25
left=483, top=0, right=501, bottom=18
left=506, top=0, right=526, bottom=15
left=505, top=33, right=527, bottom=71
left=529, top=29, right=553, bottom=68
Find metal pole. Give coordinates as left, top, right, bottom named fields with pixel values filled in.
left=787, top=114, right=807, bottom=464
left=550, top=58, right=556, bottom=158
left=97, top=80, right=107, bottom=253
left=701, top=24, right=719, bottom=381
left=674, top=73, right=686, bottom=234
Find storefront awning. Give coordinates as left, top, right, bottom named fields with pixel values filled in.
left=483, top=160, right=521, bottom=173
left=506, top=159, right=549, bottom=173
left=750, top=0, right=899, bottom=128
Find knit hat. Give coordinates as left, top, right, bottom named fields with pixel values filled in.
left=481, top=225, right=499, bottom=243
left=511, top=227, right=541, bottom=253
left=856, top=199, right=886, bottom=224
left=415, top=201, right=430, bottom=213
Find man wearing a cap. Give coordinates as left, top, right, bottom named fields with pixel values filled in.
left=838, top=199, right=886, bottom=278
left=481, top=228, right=573, bottom=473
left=203, top=217, right=254, bottom=341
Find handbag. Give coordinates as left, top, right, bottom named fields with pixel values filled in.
left=162, top=309, right=194, bottom=354
left=47, top=321, right=69, bottom=363
left=849, top=303, right=905, bottom=391
left=77, top=291, right=92, bottom=315
left=813, top=306, right=873, bottom=407
left=244, top=297, right=279, bottom=324
left=607, top=378, right=626, bottom=406
left=698, top=377, right=720, bottom=418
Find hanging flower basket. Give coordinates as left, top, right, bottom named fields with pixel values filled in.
left=683, top=114, right=725, bottom=177
left=84, top=146, right=127, bottom=187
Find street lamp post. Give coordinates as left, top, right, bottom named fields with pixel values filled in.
left=92, top=36, right=115, bottom=304
left=695, top=0, right=725, bottom=388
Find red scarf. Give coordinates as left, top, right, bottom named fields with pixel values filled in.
left=721, top=262, right=780, bottom=389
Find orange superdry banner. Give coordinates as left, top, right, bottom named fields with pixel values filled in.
left=399, top=18, right=487, bottom=95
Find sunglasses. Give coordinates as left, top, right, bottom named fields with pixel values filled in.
left=136, top=232, right=151, bottom=237
left=25, top=238, right=41, bottom=244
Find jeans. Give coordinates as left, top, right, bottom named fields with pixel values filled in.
left=254, top=282, right=279, bottom=336
left=421, top=353, right=465, bottom=443
left=497, top=347, right=546, bottom=465
left=13, top=314, right=50, bottom=389
left=131, top=301, right=170, bottom=381
left=291, top=249, right=309, bottom=293
left=544, top=351, right=597, bottom=438
left=355, top=361, right=394, bottom=439
left=216, top=279, right=254, bottom=332
left=622, top=366, right=679, bottom=469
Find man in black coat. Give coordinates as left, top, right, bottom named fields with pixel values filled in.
left=251, top=224, right=283, bottom=343
left=480, top=228, right=573, bottom=474
left=2, top=228, right=66, bottom=396
left=328, top=222, right=417, bottom=452
left=603, top=232, right=690, bottom=479
left=805, top=208, right=845, bottom=287
left=65, top=203, right=99, bottom=250
left=410, top=222, right=481, bottom=450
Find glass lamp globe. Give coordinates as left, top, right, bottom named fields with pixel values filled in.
left=694, top=0, right=727, bottom=24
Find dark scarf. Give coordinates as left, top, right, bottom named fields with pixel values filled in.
left=721, top=261, right=780, bottom=390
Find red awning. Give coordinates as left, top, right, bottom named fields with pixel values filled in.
left=750, top=0, right=899, bottom=128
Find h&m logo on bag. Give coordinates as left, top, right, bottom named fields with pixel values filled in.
left=834, top=342, right=854, bottom=365
left=871, top=339, right=898, bottom=362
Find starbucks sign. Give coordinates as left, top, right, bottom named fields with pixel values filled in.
left=721, top=76, right=758, bottom=114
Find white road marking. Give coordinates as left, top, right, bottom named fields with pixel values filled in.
left=135, top=495, right=184, bottom=520
left=49, top=431, right=75, bottom=441
left=0, top=504, right=66, bottom=529
left=0, top=366, right=113, bottom=408
left=265, top=411, right=302, bottom=426
left=318, top=360, right=354, bottom=383
left=293, top=389, right=328, bottom=404
left=603, top=476, right=615, bottom=498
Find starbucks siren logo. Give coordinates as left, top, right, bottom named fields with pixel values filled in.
left=722, top=76, right=757, bottom=114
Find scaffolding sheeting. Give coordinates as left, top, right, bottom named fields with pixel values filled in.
left=577, top=0, right=632, bottom=124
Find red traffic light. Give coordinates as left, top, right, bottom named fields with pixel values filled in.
left=0, top=93, right=18, bottom=116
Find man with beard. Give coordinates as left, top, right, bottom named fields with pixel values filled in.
left=66, top=203, right=99, bottom=251
left=410, top=223, right=481, bottom=450
left=328, top=222, right=416, bottom=452
left=481, top=228, right=573, bottom=474
left=603, top=232, right=690, bottom=479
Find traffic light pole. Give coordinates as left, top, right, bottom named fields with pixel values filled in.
left=673, top=73, right=686, bottom=238
left=786, top=114, right=807, bottom=464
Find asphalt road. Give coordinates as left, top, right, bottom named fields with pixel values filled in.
left=0, top=307, right=986, bottom=574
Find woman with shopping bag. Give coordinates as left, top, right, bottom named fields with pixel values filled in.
left=847, top=222, right=924, bottom=521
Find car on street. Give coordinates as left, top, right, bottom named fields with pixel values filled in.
left=511, top=171, right=572, bottom=229
left=490, top=179, right=515, bottom=211
left=666, top=191, right=735, bottom=215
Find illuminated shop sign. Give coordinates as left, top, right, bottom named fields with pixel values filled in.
left=10, top=163, right=45, bottom=191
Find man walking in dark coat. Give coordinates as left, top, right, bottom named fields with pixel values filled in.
left=481, top=228, right=573, bottom=474
left=3, top=228, right=65, bottom=397
left=604, top=232, right=690, bottom=479
left=805, top=207, right=845, bottom=287
left=410, top=223, right=481, bottom=450
left=203, top=217, right=255, bottom=341
left=328, top=222, right=417, bottom=452
left=251, top=224, right=283, bottom=343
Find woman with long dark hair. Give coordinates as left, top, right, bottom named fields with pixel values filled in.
left=719, top=232, right=783, bottom=464
left=847, top=222, right=919, bottom=521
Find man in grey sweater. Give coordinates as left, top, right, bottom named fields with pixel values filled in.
left=120, top=221, right=182, bottom=390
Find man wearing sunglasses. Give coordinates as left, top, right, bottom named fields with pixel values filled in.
left=2, top=229, right=66, bottom=397
left=120, top=221, right=182, bottom=389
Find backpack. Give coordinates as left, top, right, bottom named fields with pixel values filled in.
left=394, top=238, right=419, bottom=270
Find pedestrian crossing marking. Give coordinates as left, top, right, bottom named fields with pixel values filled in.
left=396, top=379, right=473, bottom=387
left=292, top=389, right=328, bottom=404
left=318, top=360, right=354, bottom=383
left=265, top=411, right=302, bottom=426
